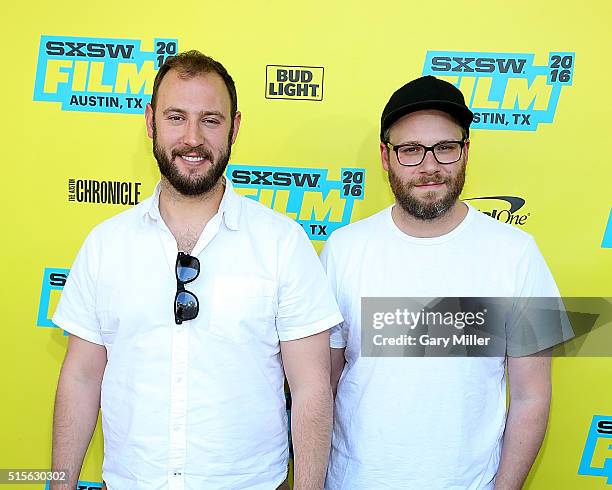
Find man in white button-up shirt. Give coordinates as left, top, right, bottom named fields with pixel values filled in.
left=50, top=50, right=343, bottom=490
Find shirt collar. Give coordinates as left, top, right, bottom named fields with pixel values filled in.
left=219, top=177, right=240, bottom=231
left=144, top=177, right=241, bottom=231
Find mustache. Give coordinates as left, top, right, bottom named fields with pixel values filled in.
left=171, top=146, right=214, bottom=161
left=413, top=176, right=447, bottom=186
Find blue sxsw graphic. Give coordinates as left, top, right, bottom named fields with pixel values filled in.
left=37, top=267, right=69, bottom=328
left=423, top=51, right=574, bottom=131
left=602, top=208, right=612, bottom=248
left=227, top=165, right=365, bottom=240
left=579, top=415, right=612, bottom=484
left=45, top=480, right=102, bottom=490
left=33, top=35, right=178, bottom=113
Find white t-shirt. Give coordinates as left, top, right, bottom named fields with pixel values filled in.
left=53, top=178, right=343, bottom=490
left=320, top=203, right=562, bottom=490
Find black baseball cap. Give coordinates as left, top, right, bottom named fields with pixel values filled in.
left=380, top=75, right=474, bottom=141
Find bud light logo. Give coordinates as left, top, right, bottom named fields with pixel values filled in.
left=265, top=65, right=324, bottom=101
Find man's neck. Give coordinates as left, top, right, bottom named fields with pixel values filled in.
left=391, top=200, right=468, bottom=238
left=158, top=177, right=225, bottom=251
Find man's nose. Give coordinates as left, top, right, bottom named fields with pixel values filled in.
left=418, top=149, right=441, bottom=173
left=182, top=120, right=204, bottom=147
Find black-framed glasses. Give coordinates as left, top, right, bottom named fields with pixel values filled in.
left=385, top=140, right=467, bottom=167
left=175, top=252, right=200, bottom=325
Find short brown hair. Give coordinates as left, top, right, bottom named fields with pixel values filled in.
left=150, top=50, right=238, bottom=118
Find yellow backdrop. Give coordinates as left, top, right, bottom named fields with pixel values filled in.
left=2, top=0, right=611, bottom=488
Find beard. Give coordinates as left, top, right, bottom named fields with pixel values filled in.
left=152, top=123, right=232, bottom=196
left=388, top=160, right=466, bottom=220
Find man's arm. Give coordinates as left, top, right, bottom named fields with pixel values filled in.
left=494, top=351, right=552, bottom=490
left=281, top=330, right=333, bottom=490
left=330, top=347, right=346, bottom=398
left=51, top=334, right=107, bottom=489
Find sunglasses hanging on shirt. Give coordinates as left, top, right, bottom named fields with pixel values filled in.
left=174, top=252, right=200, bottom=325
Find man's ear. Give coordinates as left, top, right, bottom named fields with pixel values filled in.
left=145, top=103, right=155, bottom=139
left=381, top=141, right=390, bottom=172
left=230, top=111, right=242, bottom=145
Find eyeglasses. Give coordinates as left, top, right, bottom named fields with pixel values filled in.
left=385, top=140, right=467, bottom=167
left=175, top=252, right=200, bottom=325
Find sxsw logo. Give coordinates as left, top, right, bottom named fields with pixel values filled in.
left=603, top=208, right=612, bottom=248
left=464, top=196, right=529, bottom=227
left=37, top=268, right=68, bottom=328
left=34, top=35, right=178, bottom=113
left=265, top=65, right=324, bottom=101
left=227, top=165, right=364, bottom=239
left=579, top=415, right=612, bottom=484
left=45, top=480, right=102, bottom=490
left=423, top=51, right=574, bottom=131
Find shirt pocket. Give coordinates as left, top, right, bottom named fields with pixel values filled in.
left=208, top=275, right=276, bottom=344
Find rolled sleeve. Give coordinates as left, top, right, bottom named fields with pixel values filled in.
left=329, top=324, right=347, bottom=349
left=276, top=225, right=343, bottom=342
left=52, top=228, right=104, bottom=345
left=507, top=237, right=574, bottom=356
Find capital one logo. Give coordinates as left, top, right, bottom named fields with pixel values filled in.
left=423, top=51, right=574, bottom=131
left=464, top=196, right=529, bottom=226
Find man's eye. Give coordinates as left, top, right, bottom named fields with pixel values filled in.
left=399, top=146, right=421, bottom=154
left=436, top=143, right=459, bottom=152
left=203, top=119, right=220, bottom=125
left=168, top=115, right=183, bottom=121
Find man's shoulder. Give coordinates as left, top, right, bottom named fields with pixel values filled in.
left=237, top=193, right=303, bottom=235
left=85, top=197, right=151, bottom=242
left=468, top=204, right=535, bottom=247
left=326, top=207, right=390, bottom=247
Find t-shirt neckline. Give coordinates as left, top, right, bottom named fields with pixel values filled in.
left=385, top=202, right=475, bottom=245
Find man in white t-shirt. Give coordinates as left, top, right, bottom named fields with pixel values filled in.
left=322, top=76, right=566, bottom=489
left=50, top=50, right=342, bottom=490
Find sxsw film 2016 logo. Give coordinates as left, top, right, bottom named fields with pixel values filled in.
left=34, top=35, right=178, bottom=113
left=423, top=51, right=574, bottom=131
left=603, top=208, right=612, bottom=248
left=228, top=165, right=364, bottom=239
left=37, top=268, right=68, bottom=328
left=44, top=480, right=102, bottom=490
left=579, top=415, right=612, bottom=484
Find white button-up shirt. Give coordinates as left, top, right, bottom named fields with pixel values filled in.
left=53, top=178, right=342, bottom=490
